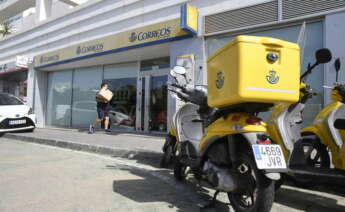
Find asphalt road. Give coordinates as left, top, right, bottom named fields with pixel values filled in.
left=0, top=138, right=345, bottom=212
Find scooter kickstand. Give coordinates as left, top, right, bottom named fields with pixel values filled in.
left=200, top=190, right=220, bottom=211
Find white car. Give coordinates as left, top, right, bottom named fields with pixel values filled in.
left=0, top=93, right=36, bottom=133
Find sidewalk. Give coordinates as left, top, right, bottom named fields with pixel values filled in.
left=2, top=128, right=165, bottom=164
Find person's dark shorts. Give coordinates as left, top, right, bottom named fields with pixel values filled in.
left=97, top=102, right=110, bottom=119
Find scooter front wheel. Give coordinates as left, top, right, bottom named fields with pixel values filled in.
left=174, top=160, right=188, bottom=181
left=228, top=154, right=274, bottom=212
left=302, top=138, right=330, bottom=168
left=290, top=137, right=330, bottom=187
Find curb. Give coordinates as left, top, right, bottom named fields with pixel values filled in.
left=3, top=133, right=162, bottom=163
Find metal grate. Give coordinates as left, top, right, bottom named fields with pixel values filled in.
left=205, top=1, right=278, bottom=34
left=283, top=0, right=345, bottom=20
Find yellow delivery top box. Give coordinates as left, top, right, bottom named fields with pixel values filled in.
left=207, top=35, right=300, bottom=108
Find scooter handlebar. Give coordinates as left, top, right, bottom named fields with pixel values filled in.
left=168, top=83, right=185, bottom=90
left=168, top=87, right=189, bottom=102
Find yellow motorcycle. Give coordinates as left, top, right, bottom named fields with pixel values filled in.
left=166, top=36, right=303, bottom=212
left=267, top=48, right=345, bottom=186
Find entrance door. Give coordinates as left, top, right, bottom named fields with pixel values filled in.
left=137, top=69, right=169, bottom=133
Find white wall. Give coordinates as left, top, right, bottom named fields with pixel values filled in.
left=324, top=11, right=345, bottom=104
left=27, top=68, right=48, bottom=127
left=0, top=0, right=268, bottom=67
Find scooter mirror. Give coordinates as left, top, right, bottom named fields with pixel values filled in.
left=315, top=48, right=332, bottom=64
left=335, top=58, right=341, bottom=82
left=172, top=66, right=187, bottom=75
left=335, top=58, right=341, bottom=72
left=170, top=69, right=177, bottom=77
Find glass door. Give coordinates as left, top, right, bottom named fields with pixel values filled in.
left=137, top=69, right=169, bottom=133
left=149, top=75, right=168, bottom=132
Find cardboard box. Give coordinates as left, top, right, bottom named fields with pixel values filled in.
left=207, top=35, right=300, bottom=108
left=96, top=89, right=113, bottom=102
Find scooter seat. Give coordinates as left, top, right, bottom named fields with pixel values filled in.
left=334, top=118, right=345, bottom=130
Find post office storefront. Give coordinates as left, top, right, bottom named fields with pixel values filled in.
left=32, top=6, right=199, bottom=133
left=42, top=56, right=170, bottom=133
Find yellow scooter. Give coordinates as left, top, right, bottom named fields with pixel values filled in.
left=160, top=124, right=177, bottom=168
left=267, top=48, right=345, bottom=186
left=165, top=36, right=303, bottom=212
left=300, top=56, right=345, bottom=180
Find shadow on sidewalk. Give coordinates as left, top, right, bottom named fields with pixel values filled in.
left=77, top=127, right=165, bottom=138
left=110, top=152, right=163, bottom=169
left=275, top=186, right=345, bottom=212
left=77, top=128, right=118, bottom=135
left=107, top=164, right=231, bottom=212
left=108, top=163, right=345, bottom=212
left=281, top=175, right=345, bottom=197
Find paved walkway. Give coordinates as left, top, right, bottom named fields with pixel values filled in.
left=0, top=139, right=199, bottom=212
left=2, top=128, right=165, bottom=164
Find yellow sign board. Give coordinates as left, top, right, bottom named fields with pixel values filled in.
left=180, top=4, right=198, bottom=34
left=34, top=18, right=192, bottom=68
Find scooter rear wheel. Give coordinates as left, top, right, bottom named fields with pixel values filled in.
left=228, top=154, right=274, bottom=212
left=274, top=174, right=285, bottom=191
left=160, top=145, right=174, bottom=168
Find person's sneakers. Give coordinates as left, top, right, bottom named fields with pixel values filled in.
left=89, top=125, right=95, bottom=134
left=105, top=129, right=111, bottom=133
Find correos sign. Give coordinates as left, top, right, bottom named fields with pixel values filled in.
left=129, top=27, right=172, bottom=42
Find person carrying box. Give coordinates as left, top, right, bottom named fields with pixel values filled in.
left=89, top=82, right=113, bottom=134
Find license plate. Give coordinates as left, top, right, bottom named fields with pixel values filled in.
left=9, top=119, right=26, bottom=125
left=252, top=144, right=287, bottom=170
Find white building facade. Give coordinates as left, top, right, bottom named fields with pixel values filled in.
left=1, top=0, right=345, bottom=133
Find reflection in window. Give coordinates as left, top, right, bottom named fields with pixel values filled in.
left=104, top=63, right=137, bottom=131
left=72, top=66, right=102, bottom=128
left=105, top=78, right=137, bottom=128
left=149, top=75, right=168, bottom=132
left=47, top=70, right=73, bottom=127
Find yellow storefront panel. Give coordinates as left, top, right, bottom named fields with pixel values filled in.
left=34, top=18, right=189, bottom=68
left=207, top=35, right=300, bottom=108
